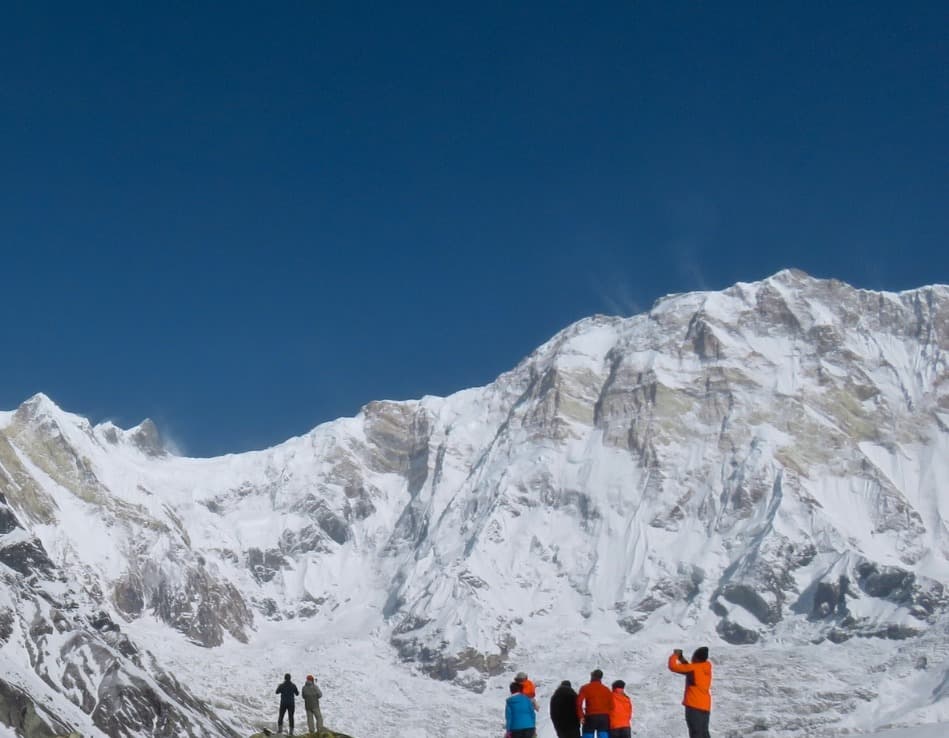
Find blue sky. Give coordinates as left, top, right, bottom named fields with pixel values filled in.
left=2, top=2, right=946, bottom=456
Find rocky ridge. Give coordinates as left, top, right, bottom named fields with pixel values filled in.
left=0, top=270, right=947, bottom=737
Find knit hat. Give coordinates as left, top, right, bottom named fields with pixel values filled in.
left=515, top=672, right=528, bottom=681
left=692, top=646, right=709, bottom=663
left=306, top=675, right=314, bottom=681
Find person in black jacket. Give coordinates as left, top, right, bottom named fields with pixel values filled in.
left=275, top=673, right=299, bottom=735
left=550, top=679, right=581, bottom=738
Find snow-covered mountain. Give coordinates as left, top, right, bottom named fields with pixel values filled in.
left=1, top=269, right=947, bottom=738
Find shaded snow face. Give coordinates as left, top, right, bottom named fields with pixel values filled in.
left=0, top=270, right=948, bottom=738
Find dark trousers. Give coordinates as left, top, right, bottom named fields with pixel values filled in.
left=685, top=706, right=710, bottom=738
left=510, top=729, right=536, bottom=738
left=278, top=703, right=295, bottom=732
left=554, top=725, right=580, bottom=738
left=582, top=712, right=610, bottom=738
left=611, top=728, right=631, bottom=738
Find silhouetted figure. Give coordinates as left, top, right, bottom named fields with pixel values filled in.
left=550, top=680, right=580, bottom=738
left=275, top=673, right=299, bottom=735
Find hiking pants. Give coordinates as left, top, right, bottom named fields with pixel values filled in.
left=554, top=726, right=581, bottom=738
left=509, top=729, right=536, bottom=738
left=685, top=706, right=710, bottom=738
left=611, top=729, right=631, bottom=738
left=306, top=705, right=323, bottom=734
left=278, top=703, right=294, bottom=733
left=582, top=712, right=610, bottom=738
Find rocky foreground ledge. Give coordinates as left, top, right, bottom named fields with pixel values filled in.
left=50, top=730, right=355, bottom=738
left=249, top=729, right=354, bottom=738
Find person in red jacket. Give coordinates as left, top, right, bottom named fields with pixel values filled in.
left=668, top=646, right=712, bottom=738
left=609, top=679, right=633, bottom=738
left=576, top=669, right=613, bottom=738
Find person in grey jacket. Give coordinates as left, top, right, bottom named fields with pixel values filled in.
left=301, top=674, right=324, bottom=734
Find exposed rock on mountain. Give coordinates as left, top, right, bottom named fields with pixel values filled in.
left=0, top=271, right=946, bottom=737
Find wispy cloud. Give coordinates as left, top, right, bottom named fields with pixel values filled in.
left=664, top=192, right=721, bottom=292
left=670, top=236, right=712, bottom=292
left=590, top=271, right=645, bottom=317
left=159, top=427, right=187, bottom=457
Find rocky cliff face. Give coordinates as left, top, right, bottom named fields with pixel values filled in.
left=0, top=485, right=241, bottom=737
left=0, top=270, right=947, bottom=737
left=378, top=271, right=949, bottom=679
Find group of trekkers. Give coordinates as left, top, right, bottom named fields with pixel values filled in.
left=505, top=646, right=713, bottom=738
left=273, top=673, right=324, bottom=736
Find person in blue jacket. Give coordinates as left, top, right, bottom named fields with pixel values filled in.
left=506, top=680, right=537, bottom=738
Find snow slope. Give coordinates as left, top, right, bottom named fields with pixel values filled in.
left=0, top=270, right=947, bottom=737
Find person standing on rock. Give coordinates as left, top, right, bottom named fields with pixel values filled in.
left=549, top=679, right=580, bottom=738
left=668, top=646, right=712, bottom=738
left=302, top=674, right=324, bottom=735
left=275, top=672, right=299, bottom=735
left=576, top=669, right=612, bottom=738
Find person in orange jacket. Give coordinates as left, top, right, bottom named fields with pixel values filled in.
left=576, top=668, right=613, bottom=738
left=514, top=671, right=539, bottom=710
left=668, top=646, right=712, bottom=738
left=609, top=679, right=633, bottom=738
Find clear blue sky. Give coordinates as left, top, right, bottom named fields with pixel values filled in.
left=2, top=2, right=946, bottom=456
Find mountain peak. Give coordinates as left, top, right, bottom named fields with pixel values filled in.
left=767, top=266, right=812, bottom=283
left=128, top=418, right=166, bottom=456
left=13, top=392, right=73, bottom=428
left=18, top=391, right=60, bottom=414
